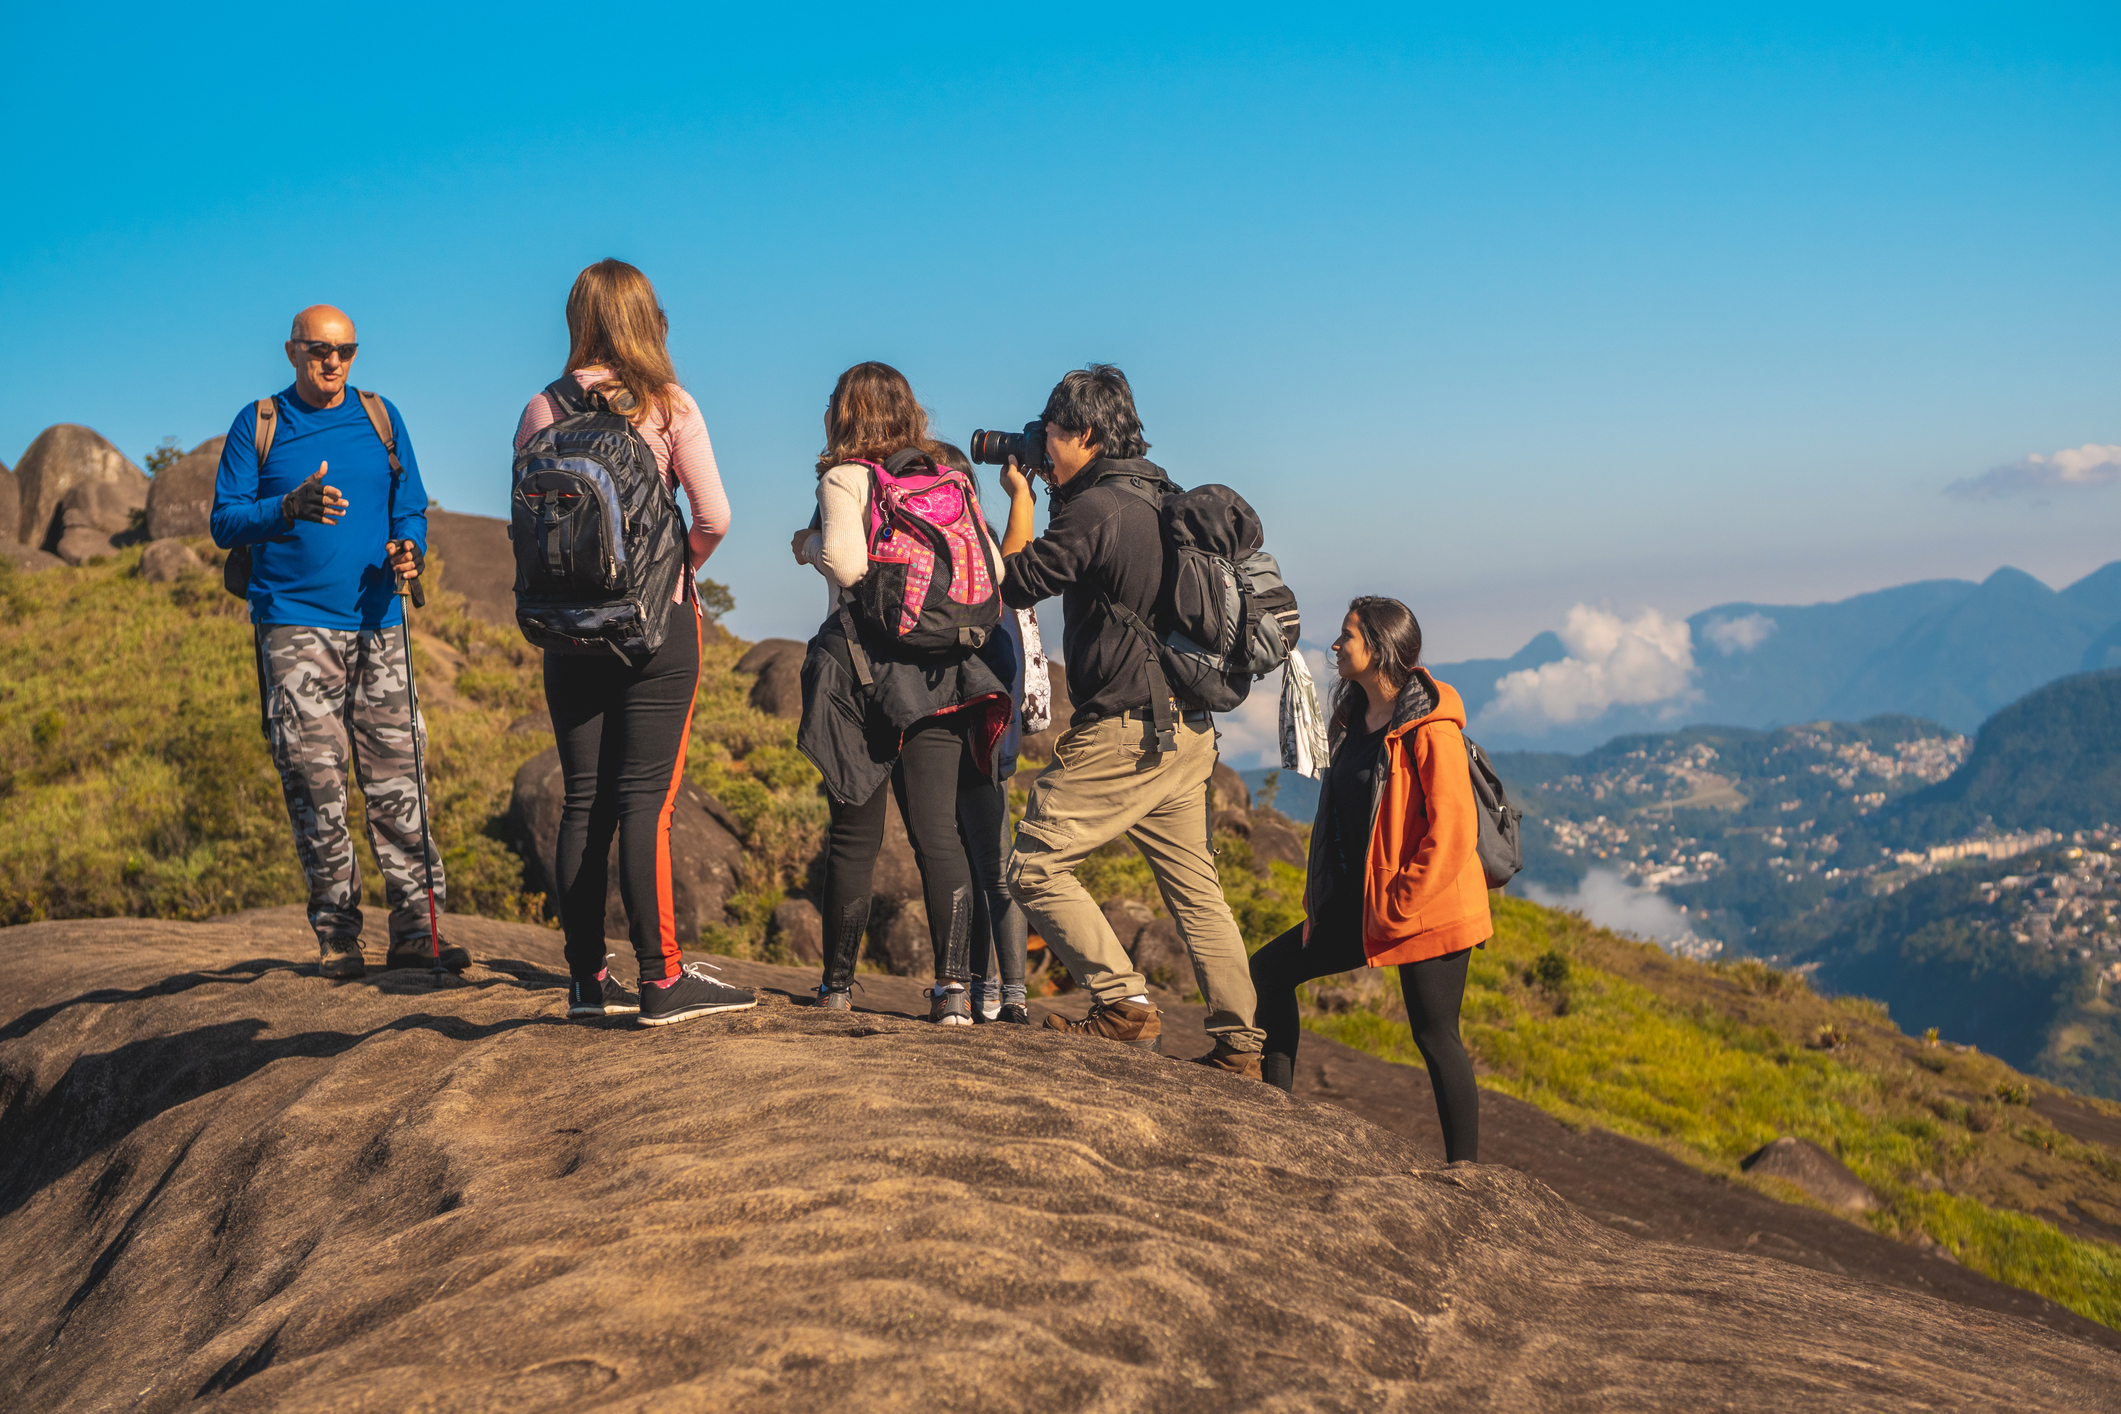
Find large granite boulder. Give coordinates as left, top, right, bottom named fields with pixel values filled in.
left=426, top=507, right=515, bottom=627
left=1210, top=759, right=1251, bottom=813
left=507, top=746, right=742, bottom=943
left=138, top=539, right=205, bottom=583
left=142, top=435, right=225, bottom=540
left=0, top=460, right=15, bottom=544
left=51, top=477, right=149, bottom=564
left=735, top=637, right=806, bottom=720
left=4, top=910, right=2116, bottom=1413
left=1742, top=1136, right=1881, bottom=1213
left=1101, top=896, right=1190, bottom=992
left=1213, top=805, right=1307, bottom=874
left=770, top=896, right=824, bottom=965
left=0, top=541, right=63, bottom=574
left=13, top=424, right=145, bottom=551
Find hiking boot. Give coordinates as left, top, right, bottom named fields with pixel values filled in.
left=386, top=936, right=471, bottom=973
left=638, top=962, right=757, bottom=1027
left=815, top=985, right=853, bottom=1011
left=319, top=939, right=365, bottom=979
left=928, top=986, right=973, bottom=1026
left=569, top=971, right=641, bottom=1018
left=996, top=1002, right=1030, bottom=1026
left=1192, top=1043, right=1265, bottom=1081
left=1042, top=998, right=1162, bottom=1053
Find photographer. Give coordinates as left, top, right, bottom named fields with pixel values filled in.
left=995, top=366, right=1264, bottom=1072
left=211, top=306, right=463, bottom=980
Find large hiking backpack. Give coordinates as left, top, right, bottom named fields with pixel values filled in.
left=220, top=388, right=403, bottom=598
left=509, top=377, right=689, bottom=664
left=1465, top=736, right=1525, bottom=888
left=847, top=449, right=1001, bottom=655
left=1103, top=478, right=1301, bottom=749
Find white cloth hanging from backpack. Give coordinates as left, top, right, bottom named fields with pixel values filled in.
left=1017, top=606, right=1052, bottom=734
left=1279, top=650, right=1329, bottom=780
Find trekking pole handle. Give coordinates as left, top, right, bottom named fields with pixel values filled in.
left=390, top=539, right=426, bottom=609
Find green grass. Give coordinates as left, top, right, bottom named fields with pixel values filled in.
left=1307, top=894, right=2121, bottom=1329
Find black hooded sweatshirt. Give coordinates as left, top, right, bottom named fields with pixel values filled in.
left=999, top=457, right=1172, bottom=726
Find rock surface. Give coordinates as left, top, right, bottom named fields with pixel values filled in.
left=1101, top=896, right=1190, bottom=990
left=769, top=896, right=824, bottom=964
left=2, top=909, right=2117, bottom=1413
left=506, top=747, right=741, bottom=941
left=1742, top=1135, right=1881, bottom=1213
left=426, top=508, right=515, bottom=627
left=52, top=477, right=149, bottom=563
left=735, top=637, right=806, bottom=720
left=0, top=461, right=15, bottom=544
left=143, top=436, right=226, bottom=541
left=138, top=538, right=206, bottom=583
left=13, top=424, right=146, bottom=551
left=0, top=541, right=63, bottom=573
left=1213, top=805, right=1307, bottom=873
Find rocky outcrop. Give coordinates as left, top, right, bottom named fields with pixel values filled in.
left=735, top=637, right=805, bottom=719
left=1743, top=1135, right=1881, bottom=1213
left=1213, top=804, right=1308, bottom=873
left=142, top=436, right=225, bottom=541
left=2, top=909, right=2116, bottom=1413
left=426, top=508, right=515, bottom=627
left=506, top=747, right=741, bottom=941
left=13, top=424, right=145, bottom=551
left=0, top=460, right=15, bottom=543
left=1101, top=896, right=1190, bottom=991
left=770, top=896, right=824, bottom=964
left=51, top=477, right=148, bottom=564
left=137, top=539, right=205, bottom=583
left=0, top=541, right=63, bottom=573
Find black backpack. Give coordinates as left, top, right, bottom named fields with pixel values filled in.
left=1465, top=736, right=1525, bottom=888
left=510, top=378, right=689, bottom=664
left=1105, top=479, right=1302, bottom=751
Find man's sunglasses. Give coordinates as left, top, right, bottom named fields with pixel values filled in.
left=293, top=340, right=359, bottom=362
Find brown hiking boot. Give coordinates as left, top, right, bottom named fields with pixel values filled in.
left=1192, top=1043, right=1264, bottom=1081
left=1043, top=998, right=1163, bottom=1053
left=318, top=939, right=366, bottom=980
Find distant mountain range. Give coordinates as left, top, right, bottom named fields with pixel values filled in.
left=1433, top=562, right=2121, bottom=752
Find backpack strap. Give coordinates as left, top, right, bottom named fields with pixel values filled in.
left=1100, top=594, right=1181, bottom=755
left=542, top=375, right=590, bottom=418
left=253, top=397, right=279, bottom=464
left=837, top=603, right=875, bottom=689
left=354, top=389, right=403, bottom=478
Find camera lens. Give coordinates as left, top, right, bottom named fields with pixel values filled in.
left=970, top=429, right=1022, bottom=466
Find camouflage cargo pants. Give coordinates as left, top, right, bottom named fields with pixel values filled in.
left=259, top=625, right=446, bottom=949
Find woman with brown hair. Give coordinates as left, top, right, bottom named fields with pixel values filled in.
left=1247, top=596, right=1489, bottom=1160
left=791, top=362, right=1013, bottom=1023
left=515, top=258, right=753, bottom=1027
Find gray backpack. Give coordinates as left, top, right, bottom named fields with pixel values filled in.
left=1465, top=736, right=1524, bottom=888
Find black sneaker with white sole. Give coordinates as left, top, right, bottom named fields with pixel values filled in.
left=569, top=972, right=641, bottom=1018
left=638, top=962, right=757, bottom=1027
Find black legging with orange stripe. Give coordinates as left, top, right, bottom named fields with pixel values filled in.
left=546, top=615, right=701, bottom=983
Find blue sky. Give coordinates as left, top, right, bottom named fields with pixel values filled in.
left=5, top=3, right=2116, bottom=660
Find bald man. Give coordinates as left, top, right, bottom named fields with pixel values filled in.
left=211, top=306, right=466, bottom=978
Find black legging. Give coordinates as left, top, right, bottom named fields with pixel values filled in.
left=544, top=614, right=702, bottom=985
left=1250, top=911, right=1481, bottom=1163
left=958, top=768, right=1027, bottom=1001
left=820, top=713, right=975, bottom=989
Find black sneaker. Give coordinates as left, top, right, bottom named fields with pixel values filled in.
left=638, top=962, right=757, bottom=1027
left=996, top=1003, right=1030, bottom=1025
left=569, top=972, right=641, bottom=1018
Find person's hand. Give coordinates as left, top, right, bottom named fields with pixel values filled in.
left=791, top=527, right=814, bottom=564
left=999, top=456, right=1034, bottom=502
left=282, top=464, right=348, bottom=526
left=387, top=539, right=423, bottom=581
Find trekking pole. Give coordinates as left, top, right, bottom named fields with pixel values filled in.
left=393, top=547, right=447, bottom=984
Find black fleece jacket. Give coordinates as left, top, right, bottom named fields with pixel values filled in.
left=1000, top=457, right=1171, bottom=726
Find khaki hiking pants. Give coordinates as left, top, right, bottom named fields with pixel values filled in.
left=1007, top=713, right=1263, bottom=1051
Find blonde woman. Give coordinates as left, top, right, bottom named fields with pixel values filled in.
left=514, top=258, right=752, bottom=1027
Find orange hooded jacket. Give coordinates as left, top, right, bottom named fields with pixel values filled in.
left=1312, top=668, right=1492, bottom=966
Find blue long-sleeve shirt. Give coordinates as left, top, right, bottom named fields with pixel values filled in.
left=210, top=385, right=429, bottom=631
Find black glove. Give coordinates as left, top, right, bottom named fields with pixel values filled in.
left=389, top=539, right=425, bottom=577
left=282, top=472, right=336, bottom=525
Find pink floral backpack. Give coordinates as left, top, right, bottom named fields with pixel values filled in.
left=848, top=449, right=1002, bottom=654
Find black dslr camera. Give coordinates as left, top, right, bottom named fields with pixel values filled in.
left=970, top=420, right=1052, bottom=478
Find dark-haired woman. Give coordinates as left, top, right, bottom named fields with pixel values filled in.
left=791, top=365, right=1013, bottom=1024
left=1248, top=597, right=1489, bottom=1161
left=516, top=258, right=755, bottom=1027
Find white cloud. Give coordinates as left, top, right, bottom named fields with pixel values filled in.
left=1523, top=868, right=1715, bottom=953
left=1702, top=612, right=1776, bottom=655
left=1479, top=604, right=1695, bottom=733
left=1947, top=443, right=2121, bottom=500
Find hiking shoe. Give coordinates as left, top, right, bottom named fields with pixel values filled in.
left=1192, top=1043, right=1265, bottom=1081
left=1042, top=998, right=1162, bottom=1053
left=638, top=962, right=757, bottom=1027
left=386, top=936, right=471, bottom=973
left=928, top=986, right=973, bottom=1026
left=319, top=939, right=365, bottom=979
left=996, top=1002, right=1030, bottom=1026
left=569, top=971, right=641, bottom=1018
left=815, top=985, right=853, bottom=1011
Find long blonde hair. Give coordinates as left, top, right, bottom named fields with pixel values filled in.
left=564, top=259, right=678, bottom=429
